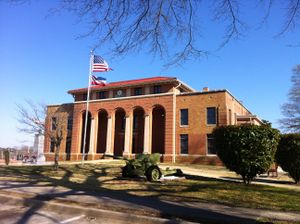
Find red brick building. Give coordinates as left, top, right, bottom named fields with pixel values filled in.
left=44, top=77, right=261, bottom=164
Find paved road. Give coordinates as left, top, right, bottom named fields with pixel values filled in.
left=0, top=200, right=191, bottom=224
left=1, top=180, right=299, bottom=224
left=0, top=204, right=90, bottom=224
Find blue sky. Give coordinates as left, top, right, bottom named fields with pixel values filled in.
left=0, top=1, right=299, bottom=147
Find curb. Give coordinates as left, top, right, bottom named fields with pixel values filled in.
left=0, top=193, right=194, bottom=224
left=0, top=190, right=257, bottom=224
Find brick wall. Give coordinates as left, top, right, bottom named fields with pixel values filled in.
left=45, top=86, right=256, bottom=165
left=44, top=104, right=74, bottom=161
left=174, top=90, right=253, bottom=164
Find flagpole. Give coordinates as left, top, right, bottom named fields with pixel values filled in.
left=81, top=51, right=93, bottom=165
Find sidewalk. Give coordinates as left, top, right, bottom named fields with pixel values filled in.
left=0, top=179, right=299, bottom=224
left=160, top=164, right=300, bottom=191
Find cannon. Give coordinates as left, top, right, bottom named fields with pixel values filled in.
left=121, top=153, right=183, bottom=182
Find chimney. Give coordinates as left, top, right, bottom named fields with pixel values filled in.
left=202, top=87, right=209, bottom=92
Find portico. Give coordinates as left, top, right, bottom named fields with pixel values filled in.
left=78, top=102, right=168, bottom=159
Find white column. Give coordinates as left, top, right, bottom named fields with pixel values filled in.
left=105, top=115, right=114, bottom=155
left=89, top=118, right=95, bottom=157
left=143, top=114, right=150, bottom=154
left=148, top=112, right=153, bottom=154
left=93, top=116, right=98, bottom=155
left=124, top=114, right=131, bottom=155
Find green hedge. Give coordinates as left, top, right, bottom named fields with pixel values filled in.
left=276, top=134, right=300, bottom=184
left=213, top=125, right=280, bottom=184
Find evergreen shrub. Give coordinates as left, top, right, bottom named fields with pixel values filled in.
left=213, top=125, right=280, bottom=184
left=276, top=134, right=300, bottom=184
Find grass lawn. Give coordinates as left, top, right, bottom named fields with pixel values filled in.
left=0, top=162, right=299, bottom=212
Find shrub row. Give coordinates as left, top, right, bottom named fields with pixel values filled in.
left=213, top=125, right=300, bottom=184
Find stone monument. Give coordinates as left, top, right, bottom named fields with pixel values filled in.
left=33, top=133, right=45, bottom=163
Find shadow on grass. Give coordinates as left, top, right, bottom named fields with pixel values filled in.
left=185, top=174, right=300, bottom=194
left=0, top=164, right=295, bottom=224
left=219, top=176, right=295, bottom=185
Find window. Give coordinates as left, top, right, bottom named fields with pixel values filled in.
left=180, top=134, right=188, bottom=154
left=207, top=134, right=217, bottom=155
left=134, top=87, right=143, bottom=96
left=67, top=116, right=73, bottom=131
left=229, top=109, right=232, bottom=125
left=97, top=91, right=107, bottom=99
left=82, top=94, right=87, bottom=101
left=51, top=117, right=57, bottom=131
left=50, top=139, right=55, bottom=153
left=153, top=85, right=161, bottom=94
left=207, top=107, right=217, bottom=125
left=180, top=109, right=188, bottom=126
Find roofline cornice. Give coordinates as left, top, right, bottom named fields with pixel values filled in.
left=67, top=78, right=178, bottom=94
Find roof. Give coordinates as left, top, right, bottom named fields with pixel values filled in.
left=68, top=76, right=186, bottom=94
left=178, top=89, right=253, bottom=115
left=236, top=114, right=262, bottom=123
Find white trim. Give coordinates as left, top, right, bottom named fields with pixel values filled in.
left=68, top=78, right=178, bottom=94
left=73, top=92, right=174, bottom=104
left=180, top=125, right=189, bottom=128
left=176, top=78, right=196, bottom=92
left=172, top=83, right=181, bottom=163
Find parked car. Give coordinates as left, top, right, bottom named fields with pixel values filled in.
left=22, top=155, right=37, bottom=163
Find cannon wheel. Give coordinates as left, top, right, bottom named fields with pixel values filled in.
left=146, top=165, right=162, bottom=182
left=122, top=164, right=134, bottom=177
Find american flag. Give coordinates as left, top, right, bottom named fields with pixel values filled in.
left=92, top=55, right=112, bottom=72
left=91, top=75, right=107, bottom=86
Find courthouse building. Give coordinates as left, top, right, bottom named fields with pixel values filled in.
left=44, top=76, right=261, bottom=164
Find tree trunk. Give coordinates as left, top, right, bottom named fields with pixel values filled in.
left=4, top=150, right=10, bottom=166
left=54, top=144, right=60, bottom=170
left=242, top=175, right=251, bottom=185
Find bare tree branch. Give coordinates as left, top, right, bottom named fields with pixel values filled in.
left=16, top=101, right=67, bottom=169
left=277, top=0, right=300, bottom=36
left=280, top=65, right=300, bottom=133
left=256, top=0, right=275, bottom=29
left=9, top=0, right=300, bottom=64
left=213, top=0, right=245, bottom=49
